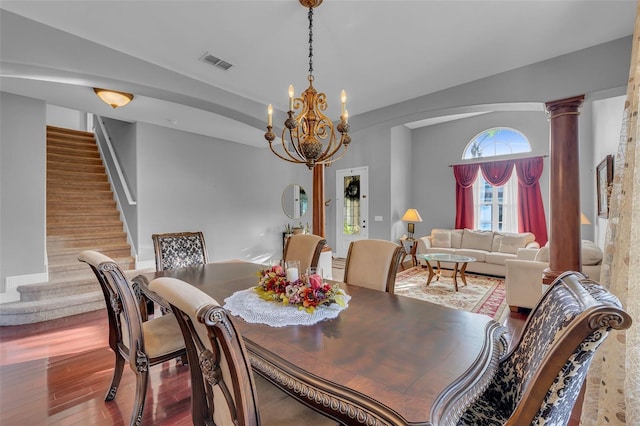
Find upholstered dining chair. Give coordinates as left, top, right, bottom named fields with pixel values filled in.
left=152, top=231, right=208, bottom=271
left=148, top=276, right=338, bottom=426
left=456, top=271, right=632, bottom=426
left=343, top=239, right=404, bottom=293
left=78, top=250, right=186, bottom=426
left=283, top=233, right=327, bottom=275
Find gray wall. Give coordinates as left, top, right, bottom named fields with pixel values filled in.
left=325, top=123, right=393, bottom=248
left=0, top=33, right=632, bottom=286
left=0, top=92, right=47, bottom=291
left=390, top=125, right=413, bottom=240
left=591, top=95, right=625, bottom=246
left=323, top=36, right=631, bottom=250
left=411, top=110, right=550, bottom=235
left=46, top=105, right=86, bottom=131
left=99, top=117, right=139, bottom=250
left=134, top=123, right=312, bottom=265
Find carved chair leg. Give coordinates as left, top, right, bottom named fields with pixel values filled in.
left=130, top=370, right=148, bottom=426
left=105, top=352, right=126, bottom=402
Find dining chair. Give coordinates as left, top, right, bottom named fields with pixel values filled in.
left=152, top=231, right=208, bottom=271
left=456, top=271, right=632, bottom=426
left=343, top=239, right=404, bottom=293
left=148, top=276, right=338, bottom=425
left=78, top=250, right=186, bottom=426
left=151, top=231, right=209, bottom=322
left=282, top=233, right=327, bottom=275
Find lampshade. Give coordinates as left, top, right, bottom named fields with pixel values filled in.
left=580, top=212, right=591, bottom=225
left=93, top=88, right=134, bottom=108
left=401, top=209, right=423, bottom=223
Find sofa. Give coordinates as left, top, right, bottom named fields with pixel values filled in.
left=504, top=240, right=603, bottom=311
left=416, top=229, right=540, bottom=278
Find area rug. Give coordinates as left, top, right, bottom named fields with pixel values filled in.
left=394, top=266, right=508, bottom=322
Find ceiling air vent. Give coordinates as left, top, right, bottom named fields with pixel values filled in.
left=200, top=52, right=233, bottom=71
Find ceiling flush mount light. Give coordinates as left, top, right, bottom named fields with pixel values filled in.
left=93, top=88, right=134, bottom=108
left=264, top=0, right=351, bottom=170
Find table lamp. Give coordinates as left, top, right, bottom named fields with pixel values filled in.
left=580, top=212, right=591, bottom=225
left=401, top=208, right=423, bottom=239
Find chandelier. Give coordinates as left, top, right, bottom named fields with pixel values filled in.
left=264, top=0, right=351, bottom=170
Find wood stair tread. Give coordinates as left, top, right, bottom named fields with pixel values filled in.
left=48, top=232, right=128, bottom=242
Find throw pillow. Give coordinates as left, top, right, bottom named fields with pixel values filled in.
left=450, top=229, right=464, bottom=248
left=496, top=233, right=533, bottom=254
left=431, top=229, right=451, bottom=248
left=461, top=229, right=494, bottom=251
left=534, top=245, right=550, bottom=262
left=582, top=240, right=603, bottom=265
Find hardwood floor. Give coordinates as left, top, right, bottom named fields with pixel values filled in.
left=0, top=309, right=191, bottom=425
left=0, top=303, right=579, bottom=425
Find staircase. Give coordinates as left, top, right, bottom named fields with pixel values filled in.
left=0, top=126, right=137, bottom=325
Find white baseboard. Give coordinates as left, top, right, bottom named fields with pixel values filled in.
left=1, top=271, right=49, bottom=304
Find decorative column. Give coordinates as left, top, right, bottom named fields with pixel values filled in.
left=312, top=164, right=326, bottom=238
left=543, top=95, right=585, bottom=284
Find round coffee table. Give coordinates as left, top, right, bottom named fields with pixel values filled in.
left=418, top=253, right=477, bottom=292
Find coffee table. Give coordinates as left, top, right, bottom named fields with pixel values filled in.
left=419, top=253, right=477, bottom=291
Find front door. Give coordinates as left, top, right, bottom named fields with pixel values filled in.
left=335, top=166, right=369, bottom=258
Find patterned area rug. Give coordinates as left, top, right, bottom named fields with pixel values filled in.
left=394, top=267, right=508, bottom=322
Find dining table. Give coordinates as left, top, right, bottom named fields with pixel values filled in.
left=134, top=261, right=508, bottom=426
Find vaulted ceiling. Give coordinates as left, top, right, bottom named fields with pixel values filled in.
left=1, top=1, right=636, bottom=146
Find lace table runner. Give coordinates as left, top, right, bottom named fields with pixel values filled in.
left=223, top=288, right=351, bottom=327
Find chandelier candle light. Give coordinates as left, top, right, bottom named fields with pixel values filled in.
left=264, top=0, right=351, bottom=170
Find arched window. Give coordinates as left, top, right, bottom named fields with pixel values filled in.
left=463, top=127, right=531, bottom=160
left=463, top=128, right=532, bottom=232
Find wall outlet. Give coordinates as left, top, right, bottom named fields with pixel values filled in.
left=374, top=216, right=383, bottom=222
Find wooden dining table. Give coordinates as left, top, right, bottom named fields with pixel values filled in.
left=134, top=261, right=507, bottom=426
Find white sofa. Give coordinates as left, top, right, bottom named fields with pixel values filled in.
left=416, top=229, right=540, bottom=278
left=504, top=240, right=603, bottom=311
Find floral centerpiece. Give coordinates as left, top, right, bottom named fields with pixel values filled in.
left=256, top=264, right=346, bottom=313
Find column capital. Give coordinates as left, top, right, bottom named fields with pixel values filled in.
left=545, top=95, right=585, bottom=115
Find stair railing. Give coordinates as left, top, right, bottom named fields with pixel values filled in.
left=94, top=117, right=136, bottom=206
left=93, top=115, right=138, bottom=261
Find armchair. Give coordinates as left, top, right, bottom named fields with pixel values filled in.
left=505, top=240, right=603, bottom=311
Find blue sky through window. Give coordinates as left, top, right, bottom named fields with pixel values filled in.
left=463, top=127, right=531, bottom=159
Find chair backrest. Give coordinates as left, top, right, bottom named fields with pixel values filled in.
left=283, top=234, right=327, bottom=275
left=78, top=250, right=147, bottom=364
left=343, top=239, right=404, bottom=293
left=152, top=231, right=209, bottom=271
left=468, top=271, right=632, bottom=425
left=149, top=277, right=260, bottom=426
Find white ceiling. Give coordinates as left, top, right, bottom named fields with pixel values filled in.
left=0, top=0, right=636, bottom=145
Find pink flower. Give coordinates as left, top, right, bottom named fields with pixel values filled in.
left=308, top=274, right=323, bottom=290
left=271, top=264, right=283, bottom=275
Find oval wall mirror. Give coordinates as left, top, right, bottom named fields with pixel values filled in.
left=282, top=184, right=308, bottom=219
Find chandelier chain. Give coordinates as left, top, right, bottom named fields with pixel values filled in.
left=308, top=7, right=314, bottom=76
left=263, top=0, right=351, bottom=169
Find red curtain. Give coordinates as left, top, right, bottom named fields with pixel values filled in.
left=452, top=157, right=548, bottom=245
left=480, top=160, right=515, bottom=186
left=453, top=163, right=479, bottom=229
left=515, top=157, right=548, bottom=246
